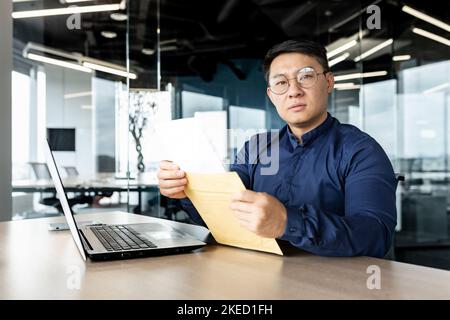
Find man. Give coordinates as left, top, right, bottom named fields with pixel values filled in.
left=158, top=40, right=397, bottom=258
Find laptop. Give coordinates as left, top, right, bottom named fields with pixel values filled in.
left=44, top=139, right=207, bottom=261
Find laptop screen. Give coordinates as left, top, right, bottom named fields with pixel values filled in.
left=43, top=139, right=87, bottom=261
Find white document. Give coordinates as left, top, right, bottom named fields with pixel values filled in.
left=156, top=117, right=226, bottom=173
left=194, top=111, right=228, bottom=163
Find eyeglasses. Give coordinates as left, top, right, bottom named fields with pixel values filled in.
left=268, top=67, right=329, bottom=95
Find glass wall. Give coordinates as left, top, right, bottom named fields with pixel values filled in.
left=11, top=0, right=134, bottom=218
left=11, top=0, right=450, bottom=270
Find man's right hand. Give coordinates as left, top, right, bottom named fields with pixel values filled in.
left=157, top=161, right=188, bottom=199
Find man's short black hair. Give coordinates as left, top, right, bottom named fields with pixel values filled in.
left=263, top=39, right=330, bottom=82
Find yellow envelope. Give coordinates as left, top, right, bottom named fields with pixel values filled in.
left=185, top=172, right=283, bottom=255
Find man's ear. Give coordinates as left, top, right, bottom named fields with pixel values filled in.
left=327, top=72, right=335, bottom=94
left=267, top=87, right=275, bottom=105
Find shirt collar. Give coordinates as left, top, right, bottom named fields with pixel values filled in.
left=287, top=112, right=335, bottom=148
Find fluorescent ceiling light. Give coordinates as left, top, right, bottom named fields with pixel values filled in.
left=110, top=12, right=127, bottom=21
left=334, top=82, right=356, bottom=88
left=327, top=40, right=357, bottom=59
left=142, top=48, right=155, bottom=56
left=423, top=83, right=449, bottom=94
left=392, top=55, right=411, bottom=61
left=83, top=62, right=137, bottom=79
left=402, top=5, right=450, bottom=33
left=334, top=71, right=387, bottom=81
left=24, top=42, right=137, bottom=79
left=354, top=39, right=393, bottom=62
left=412, top=28, right=450, bottom=46
left=101, top=31, right=117, bottom=39
left=12, top=3, right=121, bottom=19
left=63, top=0, right=95, bottom=3
left=64, top=91, right=92, bottom=99
left=334, top=82, right=361, bottom=90
left=27, top=53, right=92, bottom=73
left=329, top=52, right=350, bottom=67
left=335, top=84, right=361, bottom=91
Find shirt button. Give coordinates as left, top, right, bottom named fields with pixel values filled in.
left=289, top=227, right=297, bottom=233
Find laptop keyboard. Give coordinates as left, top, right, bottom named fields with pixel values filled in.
left=90, top=225, right=157, bottom=252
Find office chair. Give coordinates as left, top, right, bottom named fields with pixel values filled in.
left=29, top=163, right=93, bottom=213
left=384, top=173, right=406, bottom=260
left=29, top=162, right=60, bottom=208
left=64, top=166, right=114, bottom=207
left=64, top=166, right=79, bottom=177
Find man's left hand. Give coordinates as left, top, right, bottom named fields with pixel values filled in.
left=230, top=190, right=287, bottom=238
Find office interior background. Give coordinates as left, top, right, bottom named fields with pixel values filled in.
left=2, top=0, right=449, bottom=269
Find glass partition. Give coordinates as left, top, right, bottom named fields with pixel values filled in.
left=12, top=0, right=131, bottom=219
left=11, top=0, right=450, bottom=270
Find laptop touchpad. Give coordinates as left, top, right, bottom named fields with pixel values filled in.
left=130, top=223, right=185, bottom=241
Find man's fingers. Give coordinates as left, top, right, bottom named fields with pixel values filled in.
left=159, top=160, right=180, bottom=171
left=233, top=210, right=252, bottom=224
left=157, top=169, right=185, bottom=180
left=231, top=190, right=259, bottom=203
left=229, top=201, right=253, bottom=213
left=159, top=178, right=187, bottom=189
left=162, top=186, right=185, bottom=197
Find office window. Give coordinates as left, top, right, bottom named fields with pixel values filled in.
left=181, top=91, right=223, bottom=118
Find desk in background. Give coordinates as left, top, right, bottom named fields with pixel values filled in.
left=1, top=212, right=450, bottom=299
left=12, top=173, right=159, bottom=213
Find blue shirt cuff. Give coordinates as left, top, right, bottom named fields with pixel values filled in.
left=279, top=205, right=305, bottom=242
left=179, top=198, right=206, bottom=227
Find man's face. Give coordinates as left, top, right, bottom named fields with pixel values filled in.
left=266, top=52, right=334, bottom=129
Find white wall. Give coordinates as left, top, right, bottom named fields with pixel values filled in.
left=45, top=65, right=95, bottom=176
left=0, top=1, right=12, bottom=221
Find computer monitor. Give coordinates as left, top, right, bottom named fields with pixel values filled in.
left=47, top=128, right=76, bottom=152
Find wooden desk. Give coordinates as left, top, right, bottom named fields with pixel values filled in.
left=1, top=212, right=450, bottom=299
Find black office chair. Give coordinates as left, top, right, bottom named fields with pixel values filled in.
left=29, top=162, right=60, bottom=208
left=29, top=162, right=92, bottom=213
left=64, top=166, right=79, bottom=177
left=384, top=173, right=406, bottom=260
left=65, top=166, right=115, bottom=207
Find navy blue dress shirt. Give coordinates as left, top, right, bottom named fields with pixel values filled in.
left=180, top=113, right=397, bottom=258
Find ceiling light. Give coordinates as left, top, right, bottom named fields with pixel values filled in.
left=64, top=91, right=92, bottom=99
left=142, top=48, right=155, bottom=56
left=83, top=62, right=137, bottom=79
left=402, top=5, right=450, bottom=33
left=334, top=71, right=388, bottom=82
left=101, top=31, right=117, bottom=39
left=329, top=52, right=350, bottom=67
left=423, top=83, right=449, bottom=94
left=12, top=3, right=121, bottom=19
left=334, top=82, right=359, bottom=89
left=354, top=39, right=393, bottom=62
left=412, top=28, right=450, bottom=46
left=27, top=53, right=92, bottom=73
left=63, top=0, right=95, bottom=3
left=61, top=0, right=95, bottom=3
left=392, top=55, right=411, bottom=61
left=327, top=40, right=357, bottom=59
left=110, top=12, right=127, bottom=21
left=335, top=84, right=361, bottom=91
left=24, top=42, right=137, bottom=80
